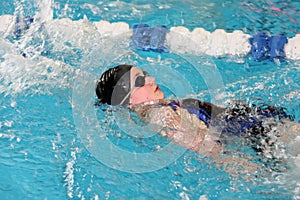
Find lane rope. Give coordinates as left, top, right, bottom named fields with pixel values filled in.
left=0, top=14, right=299, bottom=61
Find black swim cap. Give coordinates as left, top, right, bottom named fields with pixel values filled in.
left=96, top=64, right=133, bottom=105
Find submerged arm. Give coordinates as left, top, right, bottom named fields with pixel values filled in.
left=133, top=102, right=262, bottom=176
left=142, top=105, right=223, bottom=157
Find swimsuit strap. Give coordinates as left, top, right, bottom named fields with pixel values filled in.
left=168, top=99, right=212, bottom=126
left=183, top=106, right=211, bottom=126
left=168, top=101, right=180, bottom=111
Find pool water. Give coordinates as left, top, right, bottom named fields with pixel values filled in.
left=0, top=0, right=300, bottom=199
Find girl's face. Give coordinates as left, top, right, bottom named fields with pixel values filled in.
left=129, top=67, right=165, bottom=105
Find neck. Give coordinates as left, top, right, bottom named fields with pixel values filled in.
left=139, top=99, right=162, bottom=106
left=131, top=99, right=173, bottom=107
left=129, top=99, right=177, bottom=111
left=129, top=100, right=159, bottom=118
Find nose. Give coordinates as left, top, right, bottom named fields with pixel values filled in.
left=145, top=76, right=155, bottom=85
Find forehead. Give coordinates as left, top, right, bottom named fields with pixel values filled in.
left=130, top=66, right=144, bottom=77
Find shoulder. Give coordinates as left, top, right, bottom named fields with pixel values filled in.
left=146, top=104, right=179, bottom=125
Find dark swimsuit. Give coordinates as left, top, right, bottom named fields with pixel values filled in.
left=168, top=98, right=290, bottom=152
left=168, top=99, right=215, bottom=126
left=168, top=99, right=292, bottom=171
left=168, top=98, right=289, bottom=133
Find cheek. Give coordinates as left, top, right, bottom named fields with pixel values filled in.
left=130, top=86, right=164, bottom=104
left=130, top=87, right=150, bottom=102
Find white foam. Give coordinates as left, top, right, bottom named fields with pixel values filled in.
left=45, top=17, right=100, bottom=51
left=0, top=15, right=78, bottom=96
left=0, top=16, right=135, bottom=96
left=0, top=15, right=14, bottom=37
left=0, top=49, right=74, bottom=96
left=288, top=136, right=300, bottom=158
left=34, top=0, right=54, bottom=22
left=64, top=151, right=76, bottom=199
left=0, top=38, right=15, bottom=56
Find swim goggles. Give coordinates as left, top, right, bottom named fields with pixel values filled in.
left=119, top=70, right=149, bottom=105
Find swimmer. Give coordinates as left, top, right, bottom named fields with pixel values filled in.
left=95, top=64, right=300, bottom=174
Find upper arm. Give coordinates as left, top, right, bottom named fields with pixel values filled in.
left=146, top=106, right=222, bottom=155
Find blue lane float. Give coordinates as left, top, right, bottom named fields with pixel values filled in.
left=249, top=33, right=288, bottom=61
left=249, top=32, right=270, bottom=61
left=131, top=24, right=169, bottom=53
left=269, top=35, right=288, bottom=61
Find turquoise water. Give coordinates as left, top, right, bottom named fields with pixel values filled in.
left=1, top=0, right=300, bottom=199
